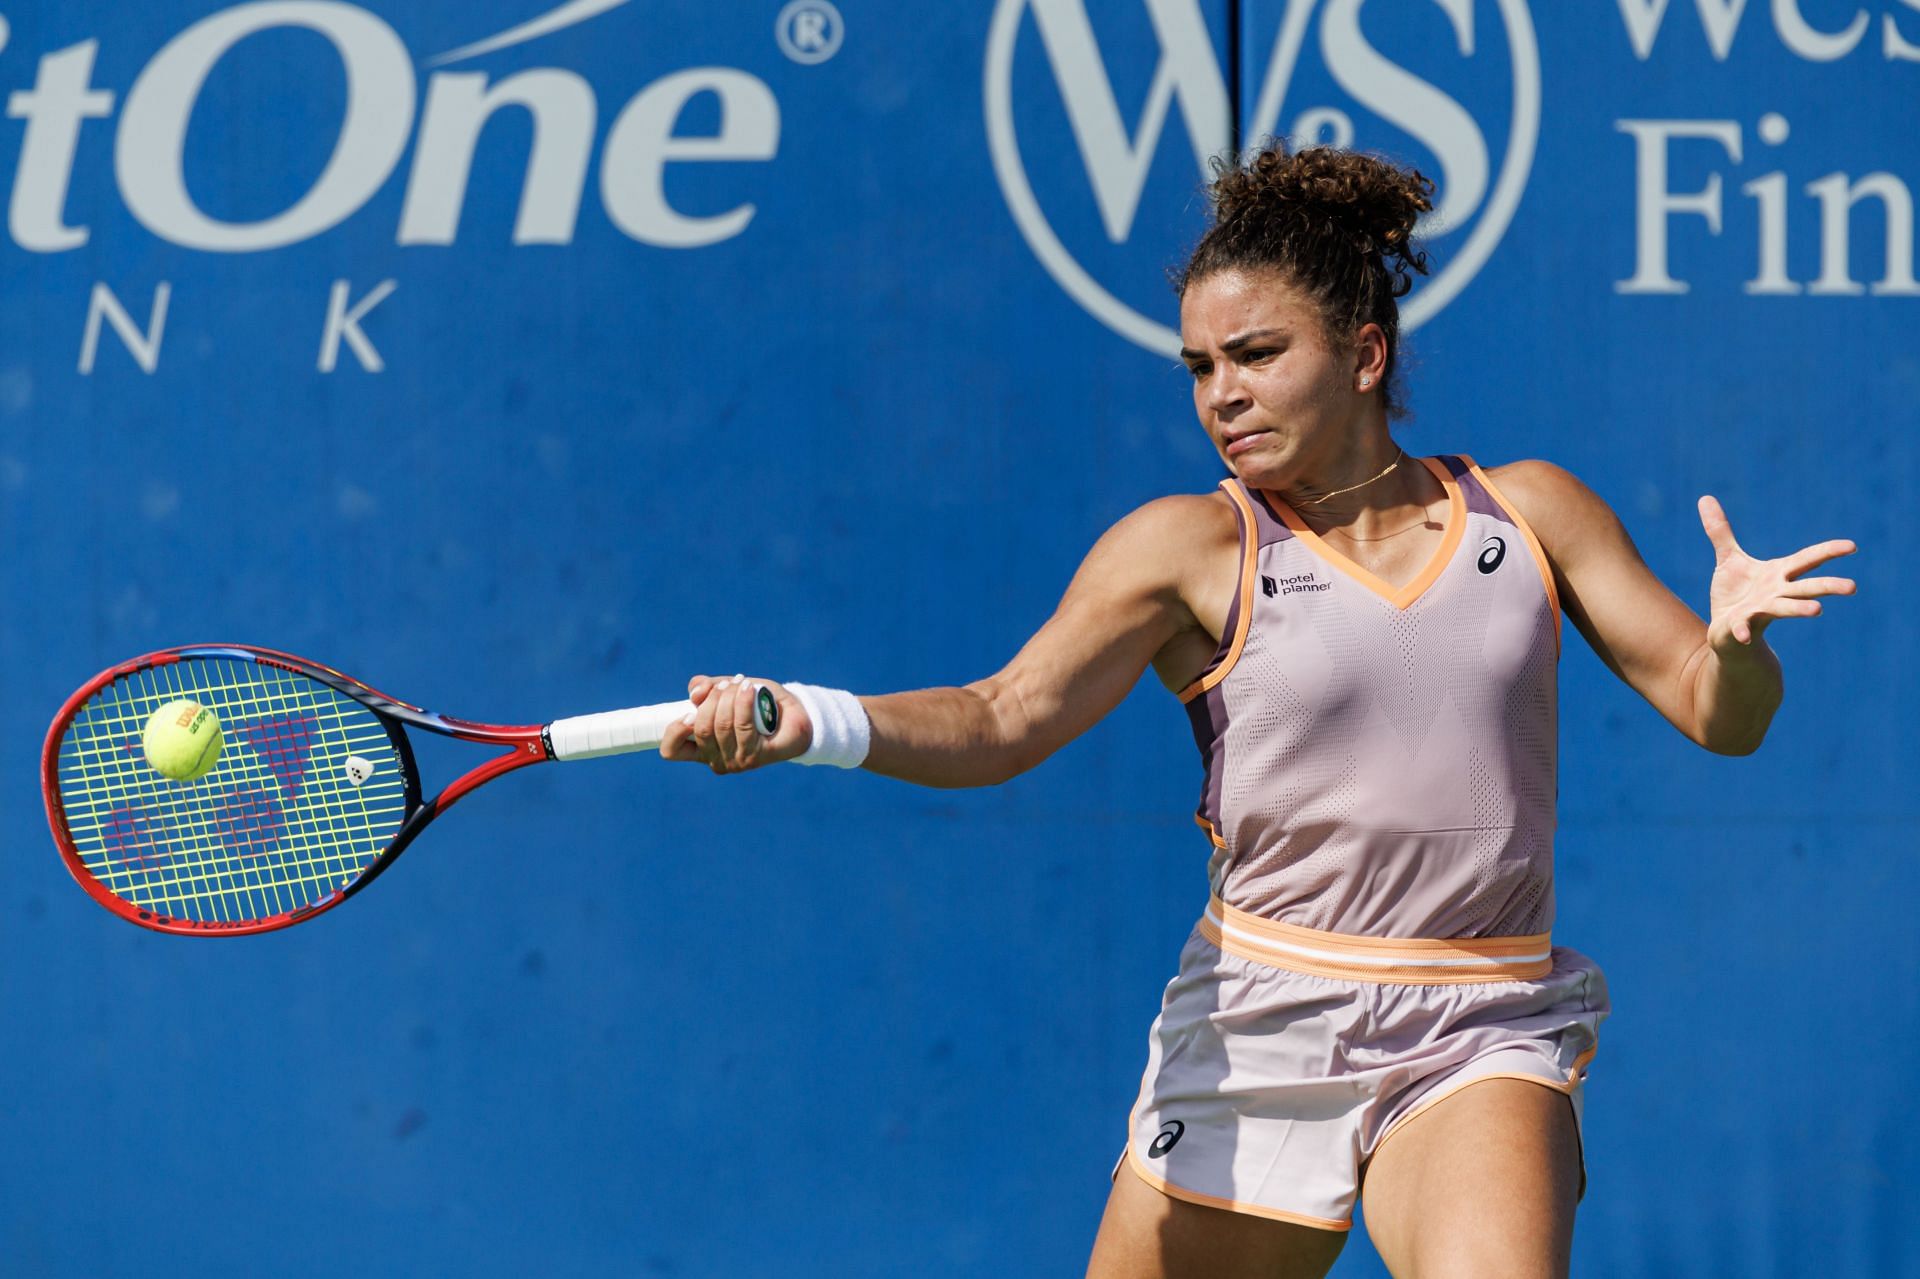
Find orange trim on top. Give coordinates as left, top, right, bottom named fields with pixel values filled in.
left=1178, top=481, right=1259, bottom=704
left=1123, top=1148, right=1352, bottom=1232
left=1464, top=456, right=1563, bottom=652
left=1193, top=814, right=1228, bottom=849
left=1259, top=457, right=1466, bottom=610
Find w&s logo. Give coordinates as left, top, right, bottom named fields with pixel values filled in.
left=983, top=0, right=1541, bottom=356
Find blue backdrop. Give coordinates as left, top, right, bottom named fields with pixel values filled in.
left=1, top=2, right=1910, bottom=1274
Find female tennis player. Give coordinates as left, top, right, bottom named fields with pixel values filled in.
left=660, top=142, right=1857, bottom=1278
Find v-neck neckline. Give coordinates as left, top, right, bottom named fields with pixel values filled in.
left=1260, top=456, right=1466, bottom=610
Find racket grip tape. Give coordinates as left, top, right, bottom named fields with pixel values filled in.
left=547, top=686, right=779, bottom=762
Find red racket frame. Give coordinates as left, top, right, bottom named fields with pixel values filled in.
left=43, top=644, right=554, bottom=936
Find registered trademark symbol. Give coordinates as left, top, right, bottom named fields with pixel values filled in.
left=775, top=0, right=842, bottom=64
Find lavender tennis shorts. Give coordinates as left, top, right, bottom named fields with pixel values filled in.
left=1118, top=897, right=1608, bottom=1231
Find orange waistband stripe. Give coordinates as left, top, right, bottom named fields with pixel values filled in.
left=1200, top=897, right=1554, bottom=985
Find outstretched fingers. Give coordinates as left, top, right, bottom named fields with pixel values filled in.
left=1702, top=500, right=1860, bottom=646
left=1781, top=538, right=1858, bottom=579
left=1698, top=495, right=1741, bottom=562
left=1779, top=575, right=1857, bottom=600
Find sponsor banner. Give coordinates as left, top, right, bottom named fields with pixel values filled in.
left=0, top=5, right=1910, bottom=1277
left=988, top=0, right=1539, bottom=353
left=0, top=0, right=1913, bottom=379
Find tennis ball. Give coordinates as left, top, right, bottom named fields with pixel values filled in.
left=143, top=699, right=223, bottom=782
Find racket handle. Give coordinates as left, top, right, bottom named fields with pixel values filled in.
left=546, top=687, right=780, bottom=761
left=547, top=701, right=692, bottom=760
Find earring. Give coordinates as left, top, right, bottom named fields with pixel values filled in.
left=1359, top=376, right=1373, bottom=388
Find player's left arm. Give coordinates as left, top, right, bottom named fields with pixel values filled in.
left=1489, top=460, right=1857, bottom=755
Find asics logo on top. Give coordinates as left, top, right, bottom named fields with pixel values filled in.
left=1149, top=1119, right=1185, bottom=1156
left=983, top=0, right=1542, bottom=357
left=1478, top=534, right=1508, bottom=574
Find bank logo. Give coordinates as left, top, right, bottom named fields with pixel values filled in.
left=984, top=0, right=1541, bottom=357
left=1, top=0, right=805, bottom=372
left=4, top=0, right=788, bottom=256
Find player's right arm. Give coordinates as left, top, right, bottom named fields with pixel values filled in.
left=857, top=493, right=1232, bottom=787
left=665, top=493, right=1237, bottom=785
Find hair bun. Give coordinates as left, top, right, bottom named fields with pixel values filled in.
left=1210, top=142, right=1433, bottom=285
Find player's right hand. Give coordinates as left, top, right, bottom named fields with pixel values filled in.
left=659, top=674, right=811, bottom=774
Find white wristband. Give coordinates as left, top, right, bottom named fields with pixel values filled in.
left=784, top=683, right=871, bottom=768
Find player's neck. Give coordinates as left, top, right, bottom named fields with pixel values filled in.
left=1291, top=448, right=1441, bottom=544
left=1286, top=430, right=1409, bottom=508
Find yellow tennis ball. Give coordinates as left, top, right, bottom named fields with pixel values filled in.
left=143, top=699, right=223, bottom=782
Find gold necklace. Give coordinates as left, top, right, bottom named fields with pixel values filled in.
left=1296, top=448, right=1406, bottom=507
left=1327, top=505, right=1436, bottom=544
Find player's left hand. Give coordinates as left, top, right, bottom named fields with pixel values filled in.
left=1699, top=495, right=1857, bottom=651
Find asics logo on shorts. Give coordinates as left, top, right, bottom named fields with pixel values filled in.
left=1148, top=1120, right=1185, bottom=1157
left=1478, top=536, right=1508, bottom=574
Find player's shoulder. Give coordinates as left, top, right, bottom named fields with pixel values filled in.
left=1077, top=490, right=1238, bottom=591
left=1476, top=458, right=1608, bottom=517
left=1473, top=457, right=1622, bottom=554
left=1476, top=456, right=1588, bottom=501
left=1132, top=487, right=1239, bottom=521
left=1108, top=489, right=1239, bottom=549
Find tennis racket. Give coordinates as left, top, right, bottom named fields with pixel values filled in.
left=42, top=644, right=776, bottom=935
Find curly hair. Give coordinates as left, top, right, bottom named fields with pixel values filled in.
left=1177, top=141, right=1435, bottom=419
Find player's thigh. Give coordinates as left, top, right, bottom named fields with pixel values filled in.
left=1085, top=1159, right=1348, bottom=1279
left=1360, top=1078, right=1581, bottom=1279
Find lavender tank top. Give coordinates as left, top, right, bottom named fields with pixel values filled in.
left=1181, top=456, right=1561, bottom=940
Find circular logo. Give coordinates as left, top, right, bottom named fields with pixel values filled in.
left=754, top=685, right=781, bottom=735
left=776, top=0, right=844, bottom=64
left=1148, top=1119, right=1185, bottom=1157
left=1478, top=534, right=1508, bottom=574
left=984, top=0, right=1541, bottom=357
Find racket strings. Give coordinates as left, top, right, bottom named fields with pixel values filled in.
left=91, top=661, right=401, bottom=911
left=55, top=657, right=412, bottom=924
left=62, top=663, right=401, bottom=919
left=61, top=664, right=354, bottom=913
